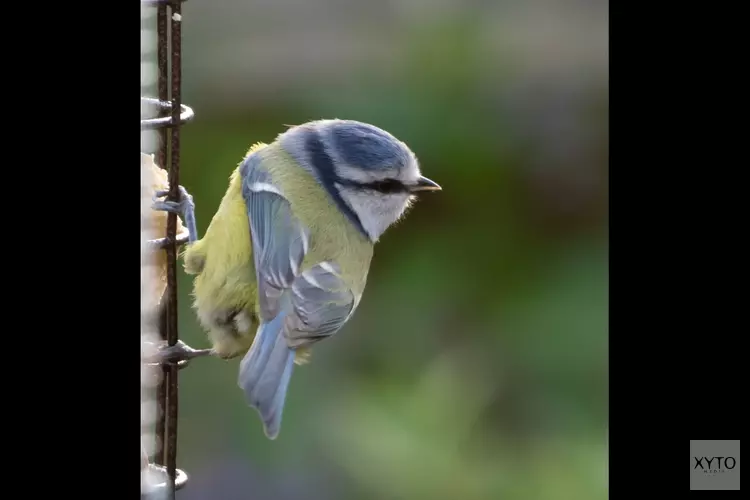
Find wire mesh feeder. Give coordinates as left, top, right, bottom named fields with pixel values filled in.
left=141, top=1, right=197, bottom=498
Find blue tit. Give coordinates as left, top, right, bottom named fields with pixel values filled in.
left=180, top=119, right=441, bottom=439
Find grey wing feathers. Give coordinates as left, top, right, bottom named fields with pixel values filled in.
left=284, top=262, right=355, bottom=349
left=242, top=154, right=310, bottom=321
left=241, top=153, right=355, bottom=349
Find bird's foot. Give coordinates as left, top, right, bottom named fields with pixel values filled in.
left=146, top=339, right=215, bottom=365
left=152, top=186, right=198, bottom=243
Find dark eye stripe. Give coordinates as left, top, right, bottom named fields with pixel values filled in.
left=303, top=129, right=369, bottom=238
left=349, top=179, right=408, bottom=194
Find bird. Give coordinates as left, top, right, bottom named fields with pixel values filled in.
left=176, top=119, right=441, bottom=439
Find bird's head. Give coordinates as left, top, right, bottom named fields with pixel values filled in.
left=280, top=119, right=441, bottom=242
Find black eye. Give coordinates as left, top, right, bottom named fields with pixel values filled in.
left=369, top=179, right=404, bottom=194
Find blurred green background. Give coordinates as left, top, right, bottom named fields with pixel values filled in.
left=144, top=1, right=608, bottom=499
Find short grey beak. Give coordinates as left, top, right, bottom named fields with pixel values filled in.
left=409, top=176, right=442, bottom=192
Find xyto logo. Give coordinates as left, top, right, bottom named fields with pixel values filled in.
left=693, top=456, right=736, bottom=475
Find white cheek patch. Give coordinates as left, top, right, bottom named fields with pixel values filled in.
left=337, top=186, right=411, bottom=242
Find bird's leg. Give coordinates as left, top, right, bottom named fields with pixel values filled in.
left=144, top=290, right=214, bottom=365
left=152, top=185, right=199, bottom=243
left=145, top=339, right=216, bottom=365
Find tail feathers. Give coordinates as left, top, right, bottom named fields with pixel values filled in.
left=238, top=313, right=295, bottom=439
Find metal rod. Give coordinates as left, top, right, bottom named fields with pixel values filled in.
left=155, top=1, right=169, bottom=469
left=156, top=4, right=169, bottom=187
left=165, top=1, right=184, bottom=497
left=140, top=97, right=195, bottom=130
left=142, top=2, right=193, bottom=497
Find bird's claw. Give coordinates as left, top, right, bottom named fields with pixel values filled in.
left=152, top=186, right=192, bottom=212
left=152, top=186, right=199, bottom=243
left=148, top=339, right=214, bottom=365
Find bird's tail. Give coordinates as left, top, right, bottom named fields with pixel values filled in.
left=238, top=312, right=296, bottom=439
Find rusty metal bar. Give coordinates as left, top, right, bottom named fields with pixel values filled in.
left=155, top=1, right=169, bottom=469
left=141, top=1, right=192, bottom=498
left=156, top=4, right=169, bottom=171
left=164, top=1, right=183, bottom=497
